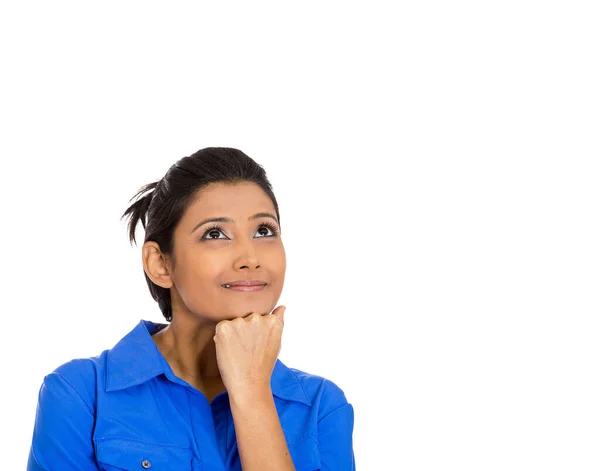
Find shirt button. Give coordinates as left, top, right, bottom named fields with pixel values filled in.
left=141, top=459, right=151, bottom=469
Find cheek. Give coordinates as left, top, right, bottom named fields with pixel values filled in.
left=174, top=260, right=225, bottom=316
left=278, top=255, right=286, bottom=275
left=279, top=249, right=287, bottom=274
left=270, top=243, right=286, bottom=270
left=175, top=254, right=218, bottom=296
left=270, top=249, right=286, bottom=289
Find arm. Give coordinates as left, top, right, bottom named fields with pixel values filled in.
left=229, top=387, right=296, bottom=471
left=27, top=373, right=99, bottom=471
left=317, top=402, right=356, bottom=470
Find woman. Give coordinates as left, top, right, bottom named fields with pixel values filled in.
left=27, top=147, right=356, bottom=470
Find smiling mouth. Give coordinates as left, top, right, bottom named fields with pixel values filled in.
left=221, top=282, right=267, bottom=292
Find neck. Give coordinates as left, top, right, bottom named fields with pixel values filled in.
left=152, top=315, right=222, bottom=383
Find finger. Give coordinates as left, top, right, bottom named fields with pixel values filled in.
left=272, top=305, right=286, bottom=327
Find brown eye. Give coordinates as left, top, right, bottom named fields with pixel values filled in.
left=201, top=225, right=227, bottom=240
left=257, top=226, right=270, bottom=237
left=255, top=222, right=279, bottom=238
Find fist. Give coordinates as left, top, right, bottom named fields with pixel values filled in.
left=213, top=306, right=286, bottom=395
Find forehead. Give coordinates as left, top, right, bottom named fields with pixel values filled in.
left=185, top=181, right=274, bottom=218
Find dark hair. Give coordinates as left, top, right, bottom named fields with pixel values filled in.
left=121, top=147, right=281, bottom=322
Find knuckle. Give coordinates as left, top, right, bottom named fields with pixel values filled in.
left=216, top=320, right=231, bottom=333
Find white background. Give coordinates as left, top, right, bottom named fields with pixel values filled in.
left=1, top=1, right=599, bottom=470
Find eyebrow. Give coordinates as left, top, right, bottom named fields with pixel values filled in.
left=190, top=212, right=279, bottom=234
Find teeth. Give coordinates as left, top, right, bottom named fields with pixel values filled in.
left=223, top=284, right=231, bottom=288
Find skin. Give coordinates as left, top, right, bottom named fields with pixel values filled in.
left=142, top=181, right=296, bottom=469
left=142, top=181, right=286, bottom=399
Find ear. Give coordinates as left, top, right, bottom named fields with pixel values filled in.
left=142, top=241, right=174, bottom=289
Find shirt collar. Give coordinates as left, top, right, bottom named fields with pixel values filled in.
left=106, top=319, right=312, bottom=406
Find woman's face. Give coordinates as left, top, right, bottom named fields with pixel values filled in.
left=167, top=181, right=286, bottom=322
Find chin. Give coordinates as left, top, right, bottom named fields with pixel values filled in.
left=233, top=302, right=276, bottom=317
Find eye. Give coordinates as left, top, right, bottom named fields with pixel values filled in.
left=202, top=225, right=227, bottom=240
left=200, top=222, right=280, bottom=241
left=256, top=222, right=279, bottom=238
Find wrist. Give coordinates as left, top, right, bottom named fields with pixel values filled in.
left=228, top=383, right=273, bottom=407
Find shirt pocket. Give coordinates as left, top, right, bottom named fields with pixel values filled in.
left=286, top=434, right=321, bottom=471
left=95, top=437, right=194, bottom=471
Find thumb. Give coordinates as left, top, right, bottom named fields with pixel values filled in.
left=272, top=305, right=286, bottom=327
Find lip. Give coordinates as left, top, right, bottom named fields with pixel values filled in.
left=222, top=280, right=268, bottom=287
left=224, top=284, right=267, bottom=292
left=221, top=280, right=268, bottom=291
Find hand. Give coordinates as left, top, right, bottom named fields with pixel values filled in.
left=213, top=305, right=286, bottom=397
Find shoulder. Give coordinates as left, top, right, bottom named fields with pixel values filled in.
left=286, top=364, right=351, bottom=418
left=29, top=355, right=112, bottom=470
left=51, top=353, right=105, bottom=381
left=40, top=351, right=108, bottom=416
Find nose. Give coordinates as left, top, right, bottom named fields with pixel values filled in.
left=234, top=237, right=260, bottom=270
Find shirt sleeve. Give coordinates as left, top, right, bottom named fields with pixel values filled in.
left=317, top=402, right=356, bottom=470
left=27, top=372, right=100, bottom=471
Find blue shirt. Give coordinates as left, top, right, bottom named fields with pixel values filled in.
left=27, top=319, right=356, bottom=470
